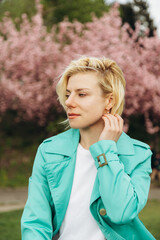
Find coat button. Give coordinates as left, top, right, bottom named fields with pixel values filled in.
left=99, top=208, right=106, bottom=216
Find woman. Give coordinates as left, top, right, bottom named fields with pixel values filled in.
left=21, top=56, right=155, bottom=240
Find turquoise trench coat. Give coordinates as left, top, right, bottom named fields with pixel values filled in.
left=21, top=128, right=155, bottom=240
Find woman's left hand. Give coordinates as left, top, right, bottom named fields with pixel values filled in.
left=99, top=114, right=124, bottom=142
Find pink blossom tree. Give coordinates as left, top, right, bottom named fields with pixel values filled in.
left=0, top=2, right=159, bottom=134
left=0, top=2, right=63, bottom=125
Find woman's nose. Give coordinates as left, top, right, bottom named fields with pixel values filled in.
left=65, top=95, right=76, bottom=108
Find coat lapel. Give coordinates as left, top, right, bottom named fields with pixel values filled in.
left=44, top=153, right=77, bottom=235
left=43, top=129, right=79, bottom=235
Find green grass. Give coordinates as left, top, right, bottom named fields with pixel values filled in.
left=0, top=209, right=22, bottom=240
left=0, top=200, right=159, bottom=240
left=139, top=199, right=160, bottom=240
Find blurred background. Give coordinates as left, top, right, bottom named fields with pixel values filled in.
left=0, top=0, right=160, bottom=239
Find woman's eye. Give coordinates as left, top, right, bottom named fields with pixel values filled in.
left=79, top=93, right=86, bottom=97
left=65, top=94, right=70, bottom=98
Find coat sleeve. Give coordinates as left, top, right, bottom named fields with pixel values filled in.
left=89, top=140, right=152, bottom=225
left=21, top=143, right=53, bottom=240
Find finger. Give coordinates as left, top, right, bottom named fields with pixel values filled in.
left=103, top=114, right=113, bottom=128
left=115, top=114, right=124, bottom=132
left=106, top=114, right=118, bottom=130
left=115, top=114, right=123, bottom=130
left=102, top=115, right=111, bottom=128
left=102, top=116, right=111, bottom=130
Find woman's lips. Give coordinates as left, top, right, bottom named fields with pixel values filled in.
left=68, top=113, right=80, bottom=119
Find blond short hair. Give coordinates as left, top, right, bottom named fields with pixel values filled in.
left=56, top=56, right=126, bottom=115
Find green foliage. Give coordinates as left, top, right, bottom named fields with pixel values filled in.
left=0, top=0, right=109, bottom=30
left=127, top=114, right=160, bottom=151
left=0, top=110, right=66, bottom=187
left=0, top=110, right=65, bottom=148
left=0, top=0, right=36, bottom=21
left=0, top=0, right=155, bottom=37
left=119, top=3, right=136, bottom=30
left=0, top=169, right=8, bottom=186
left=43, top=0, right=109, bottom=24
left=127, top=115, right=153, bottom=143
left=0, top=157, right=34, bottom=187
left=119, top=0, right=156, bottom=36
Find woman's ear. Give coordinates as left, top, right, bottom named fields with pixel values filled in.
left=105, top=93, right=115, bottom=112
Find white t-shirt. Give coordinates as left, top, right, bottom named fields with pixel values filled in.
left=59, top=143, right=105, bottom=240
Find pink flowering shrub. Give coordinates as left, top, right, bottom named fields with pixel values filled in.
left=0, top=2, right=159, bottom=133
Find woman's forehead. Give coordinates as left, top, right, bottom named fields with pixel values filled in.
left=67, top=72, right=100, bottom=88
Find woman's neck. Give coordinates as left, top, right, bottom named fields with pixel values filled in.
left=79, top=121, right=104, bottom=150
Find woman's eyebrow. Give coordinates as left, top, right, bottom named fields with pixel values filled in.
left=66, top=88, right=90, bottom=93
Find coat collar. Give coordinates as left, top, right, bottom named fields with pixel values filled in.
left=44, top=129, right=135, bottom=156
left=117, top=131, right=135, bottom=155
left=44, top=128, right=80, bottom=156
